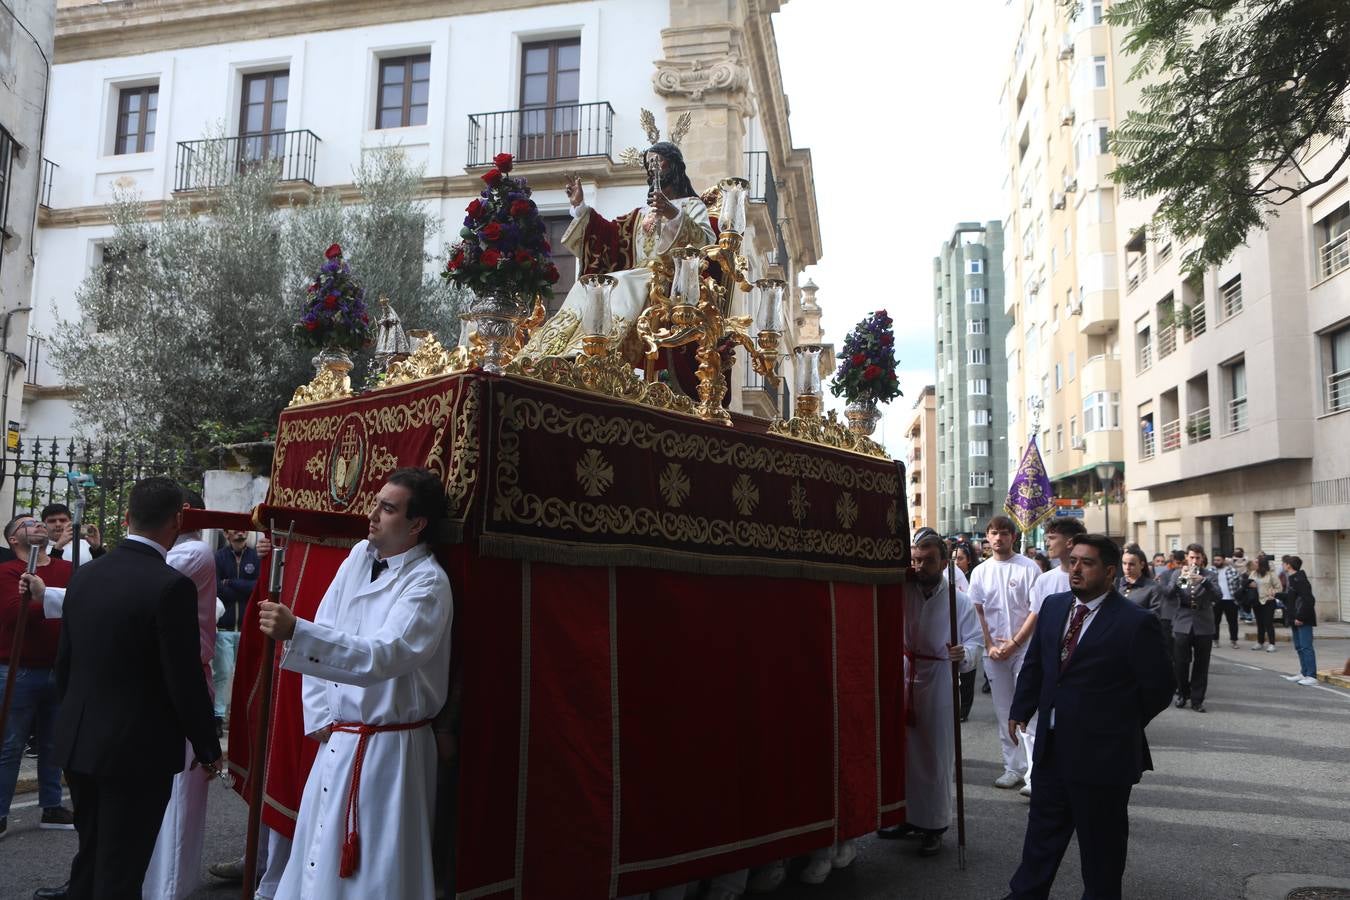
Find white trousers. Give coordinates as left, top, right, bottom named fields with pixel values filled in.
left=257, top=827, right=293, bottom=900
left=142, top=743, right=209, bottom=900
left=985, top=651, right=1028, bottom=776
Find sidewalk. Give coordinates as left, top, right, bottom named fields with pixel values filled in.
left=1227, top=619, right=1350, bottom=688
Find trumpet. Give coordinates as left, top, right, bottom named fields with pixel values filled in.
left=1178, top=564, right=1206, bottom=607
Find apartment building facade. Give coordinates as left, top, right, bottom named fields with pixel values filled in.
left=998, top=0, right=1126, bottom=540
left=0, top=1, right=57, bottom=514
left=905, top=384, right=937, bottom=531
left=934, top=221, right=1009, bottom=535
left=27, top=0, right=821, bottom=436
left=1118, top=125, right=1350, bottom=623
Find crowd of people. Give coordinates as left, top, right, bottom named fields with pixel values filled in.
left=0, top=478, right=1328, bottom=900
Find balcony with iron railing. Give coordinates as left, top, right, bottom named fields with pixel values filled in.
left=175, top=130, right=321, bottom=193
left=1140, top=429, right=1156, bottom=461
left=1137, top=339, right=1153, bottom=373
left=1183, top=304, right=1206, bottom=341
left=1319, top=231, right=1350, bottom=281
left=39, top=159, right=57, bottom=208
left=1157, top=322, right=1177, bottom=358
left=1227, top=396, right=1248, bottom=433
left=1185, top=406, right=1211, bottom=444
left=742, top=364, right=781, bottom=415
left=1327, top=369, right=1350, bottom=414
left=1160, top=418, right=1181, bottom=453
left=1126, top=254, right=1148, bottom=293
left=466, top=101, right=614, bottom=167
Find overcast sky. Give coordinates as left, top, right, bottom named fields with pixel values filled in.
left=773, top=1, right=1011, bottom=454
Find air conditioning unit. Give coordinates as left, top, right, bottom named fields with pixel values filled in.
left=1052, top=192, right=1067, bottom=210
left=1058, top=35, right=1075, bottom=61
left=1060, top=105, right=1076, bottom=126
left=1021, top=195, right=1033, bottom=209
left=1063, top=175, right=1079, bottom=193
left=1069, top=299, right=1083, bottom=315
left=1071, top=436, right=1087, bottom=451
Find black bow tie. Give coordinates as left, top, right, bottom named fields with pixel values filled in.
left=371, top=558, right=389, bottom=582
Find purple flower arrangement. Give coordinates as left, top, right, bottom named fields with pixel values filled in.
left=443, top=153, right=560, bottom=297
left=831, top=309, right=902, bottom=404
left=295, top=244, right=373, bottom=351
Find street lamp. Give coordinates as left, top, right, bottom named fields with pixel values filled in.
left=1095, top=462, right=1118, bottom=540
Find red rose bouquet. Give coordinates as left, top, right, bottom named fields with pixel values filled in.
left=294, top=244, right=373, bottom=351
left=830, top=309, right=901, bottom=404
left=443, top=153, right=559, bottom=296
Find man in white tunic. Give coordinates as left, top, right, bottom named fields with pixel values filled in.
left=968, top=516, right=1043, bottom=791
left=1020, top=517, right=1084, bottom=798
left=144, top=492, right=219, bottom=900
left=876, top=528, right=982, bottom=857
left=259, top=468, right=453, bottom=900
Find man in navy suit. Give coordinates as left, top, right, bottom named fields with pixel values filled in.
left=1001, top=534, right=1174, bottom=900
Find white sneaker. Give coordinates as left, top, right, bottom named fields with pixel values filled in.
left=1297, top=676, right=1318, bottom=685
left=748, top=860, right=786, bottom=893
left=798, top=857, right=833, bottom=885
left=993, top=770, right=1024, bottom=789
left=1266, top=644, right=1276, bottom=652
left=1282, top=674, right=1303, bottom=681
left=1250, top=644, right=1263, bottom=650
left=832, top=840, right=857, bottom=869
left=1019, top=782, right=1032, bottom=797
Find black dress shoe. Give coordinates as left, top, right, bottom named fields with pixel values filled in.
left=1192, top=702, right=1207, bottom=713
left=34, top=883, right=69, bottom=899
left=918, top=833, right=943, bottom=856
left=1175, top=696, right=1188, bottom=708
left=876, top=823, right=915, bottom=840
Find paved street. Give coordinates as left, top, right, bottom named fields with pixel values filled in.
left=1, top=634, right=1347, bottom=900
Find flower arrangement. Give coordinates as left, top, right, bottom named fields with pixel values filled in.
left=295, top=244, right=373, bottom=351
left=443, top=153, right=560, bottom=297
left=831, top=309, right=902, bottom=405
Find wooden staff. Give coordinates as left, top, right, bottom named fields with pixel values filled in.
left=0, top=538, right=44, bottom=754
left=242, top=521, right=293, bottom=899
left=948, top=558, right=967, bottom=870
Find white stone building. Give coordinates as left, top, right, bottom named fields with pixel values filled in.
left=27, top=0, right=822, bottom=437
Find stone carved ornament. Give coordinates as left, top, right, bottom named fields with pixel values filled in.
left=653, top=55, right=750, bottom=102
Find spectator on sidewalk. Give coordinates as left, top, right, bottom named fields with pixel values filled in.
left=0, top=516, right=76, bottom=840
left=1278, top=556, right=1318, bottom=686
left=40, top=504, right=105, bottom=568
left=952, top=541, right=978, bottom=720
left=1211, top=553, right=1242, bottom=649
left=213, top=529, right=269, bottom=731
left=1169, top=544, right=1220, bottom=713
left=1151, top=552, right=1168, bottom=579
left=1249, top=556, right=1281, bottom=652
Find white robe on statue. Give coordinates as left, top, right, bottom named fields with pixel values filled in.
left=275, top=540, right=453, bottom=900
left=144, top=533, right=218, bottom=900
left=522, top=196, right=715, bottom=360
left=903, top=573, right=982, bottom=831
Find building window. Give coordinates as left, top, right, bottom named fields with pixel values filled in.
left=969, top=347, right=989, bottom=365
left=1055, top=425, right=1064, bottom=451
left=969, top=440, right=990, bottom=457
left=1219, top=275, right=1243, bottom=320
left=1070, top=415, right=1078, bottom=439
left=966, top=287, right=986, bottom=304
left=1083, top=391, right=1121, bottom=432
left=970, top=409, right=991, bottom=426
left=1093, top=56, right=1107, bottom=88
left=239, top=70, right=289, bottom=162
left=1091, top=1, right=1104, bottom=24
left=1317, top=203, right=1350, bottom=280
left=969, top=378, right=989, bottom=395
left=376, top=54, right=431, bottom=129
left=1054, top=362, right=1063, bottom=390
left=115, top=85, right=158, bottom=154
left=969, top=471, right=990, bottom=488
left=0, top=129, right=11, bottom=275
left=969, top=318, right=987, bottom=335
left=1068, top=351, right=1076, bottom=380
left=1326, top=325, right=1350, bottom=413
left=542, top=215, right=578, bottom=315
left=520, top=38, right=581, bottom=161
left=1225, top=358, right=1248, bottom=432
left=967, top=258, right=984, bottom=275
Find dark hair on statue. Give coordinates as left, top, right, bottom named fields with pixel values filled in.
left=387, top=468, right=447, bottom=544
left=643, top=142, right=698, bottom=201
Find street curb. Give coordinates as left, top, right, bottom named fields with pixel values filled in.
left=1245, top=873, right=1350, bottom=900
left=1318, top=670, right=1350, bottom=689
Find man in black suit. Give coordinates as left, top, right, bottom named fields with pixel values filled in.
left=1001, top=534, right=1174, bottom=900
left=28, top=477, right=222, bottom=900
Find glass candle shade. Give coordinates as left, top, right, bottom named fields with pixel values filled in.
left=578, top=274, right=616, bottom=339
left=793, top=344, right=824, bottom=398
left=457, top=314, right=479, bottom=348
left=755, top=279, right=785, bottom=333
left=670, top=247, right=705, bottom=324
left=718, top=177, right=749, bottom=235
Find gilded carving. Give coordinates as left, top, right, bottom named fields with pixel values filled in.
left=767, top=410, right=889, bottom=460
left=380, top=333, right=469, bottom=388
left=287, top=368, right=352, bottom=408
left=444, top=385, right=480, bottom=517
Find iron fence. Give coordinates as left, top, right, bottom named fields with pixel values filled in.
left=0, top=438, right=203, bottom=544
left=174, top=129, right=321, bottom=193
left=40, top=158, right=57, bottom=208
left=467, top=101, right=614, bottom=167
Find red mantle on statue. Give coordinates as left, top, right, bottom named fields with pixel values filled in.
left=218, top=371, right=910, bottom=898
